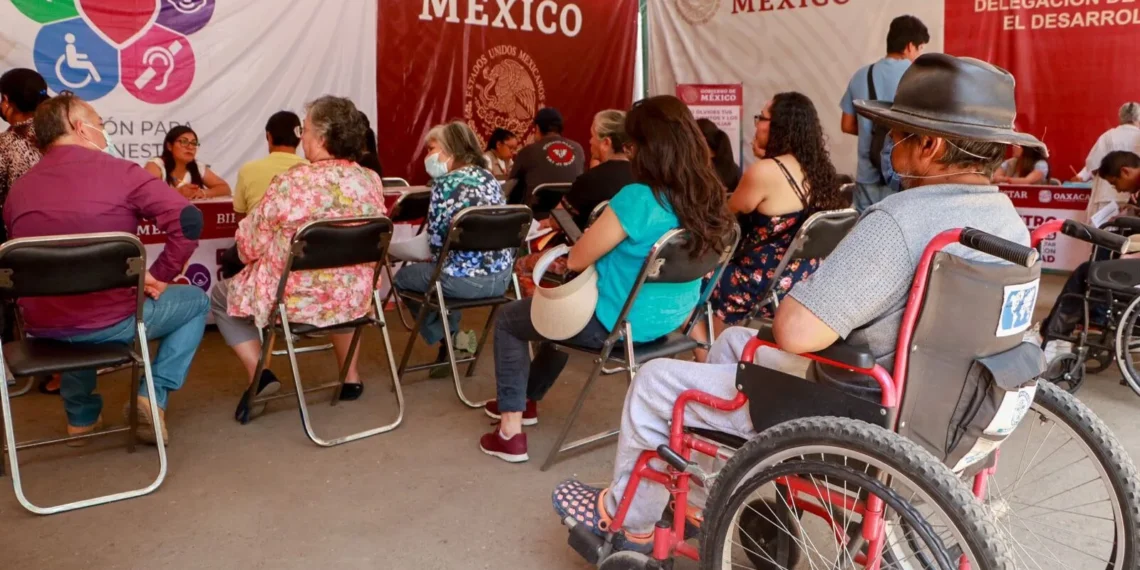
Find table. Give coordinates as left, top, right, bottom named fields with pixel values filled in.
left=999, top=184, right=1091, bottom=272
left=135, top=193, right=414, bottom=322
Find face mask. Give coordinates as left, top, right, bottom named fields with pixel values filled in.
left=881, top=137, right=902, bottom=193
left=80, top=121, right=120, bottom=157
left=424, top=152, right=449, bottom=179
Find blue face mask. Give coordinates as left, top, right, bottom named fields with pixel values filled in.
left=424, top=152, right=449, bottom=179
left=881, top=136, right=902, bottom=193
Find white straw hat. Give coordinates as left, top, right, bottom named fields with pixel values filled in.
left=531, top=245, right=599, bottom=341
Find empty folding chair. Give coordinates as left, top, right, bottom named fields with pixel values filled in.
left=745, top=208, right=858, bottom=323
left=530, top=182, right=572, bottom=220
left=382, top=189, right=433, bottom=330
left=381, top=177, right=410, bottom=189
left=242, top=216, right=405, bottom=447
left=396, top=205, right=532, bottom=408
left=541, top=225, right=741, bottom=470
left=0, top=232, right=165, bottom=514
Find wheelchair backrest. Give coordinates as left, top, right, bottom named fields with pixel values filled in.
left=898, top=251, right=1045, bottom=472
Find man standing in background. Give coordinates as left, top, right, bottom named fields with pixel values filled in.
left=840, top=15, right=930, bottom=211
left=1075, top=103, right=1140, bottom=219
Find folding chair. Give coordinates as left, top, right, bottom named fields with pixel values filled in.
left=242, top=217, right=405, bottom=447
left=540, top=224, right=741, bottom=471
left=0, top=232, right=166, bottom=514
left=381, top=177, right=410, bottom=189
left=531, top=182, right=572, bottom=220
left=396, top=205, right=532, bottom=408
left=382, top=189, right=433, bottom=330
left=745, top=208, right=859, bottom=323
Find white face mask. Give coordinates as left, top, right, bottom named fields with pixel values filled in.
left=424, top=152, right=450, bottom=179
left=890, top=133, right=985, bottom=188
left=80, top=121, right=120, bottom=158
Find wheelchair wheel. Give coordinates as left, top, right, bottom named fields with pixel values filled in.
left=1115, top=294, right=1140, bottom=398
left=1043, top=352, right=1086, bottom=394
left=976, top=381, right=1140, bottom=569
left=701, top=417, right=1010, bottom=570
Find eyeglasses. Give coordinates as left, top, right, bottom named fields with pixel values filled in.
left=176, top=139, right=201, bottom=148
left=753, top=114, right=771, bottom=125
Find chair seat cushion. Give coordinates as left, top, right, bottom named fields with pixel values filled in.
left=1089, top=259, right=1140, bottom=294
left=396, top=289, right=515, bottom=310
left=556, top=331, right=699, bottom=363
left=4, top=339, right=134, bottom=377
left=686, top=427, right=747, bottom=449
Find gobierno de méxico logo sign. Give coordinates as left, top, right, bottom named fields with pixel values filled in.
left=10, top=0, right=215, bottom=104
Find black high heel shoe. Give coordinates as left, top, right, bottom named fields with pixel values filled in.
left=339, top=383, right=364, bottom=401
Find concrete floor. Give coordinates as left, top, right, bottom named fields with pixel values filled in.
left=1, top=274, right=1138, bottom=569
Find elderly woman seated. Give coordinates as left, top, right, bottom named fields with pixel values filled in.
left=209, top=96, right=388, bottom=422
left=392, top=121, right=514, bottom=364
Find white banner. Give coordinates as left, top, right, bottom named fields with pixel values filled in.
left=0, top=0, right=377, bottom=184
left=649, top=0, right=944, bottom=176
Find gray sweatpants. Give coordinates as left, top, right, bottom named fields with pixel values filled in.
left=209, top=280, right=260, bottom=346
left=605, top=326, right=809, bottom=533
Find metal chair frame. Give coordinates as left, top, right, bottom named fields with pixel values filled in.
left=395, top=205, right=532, bottom=409
left=381, top=177, right=410, bottom=189
left=0, top=232, right=166, bottom=514
left=381, top=189, right=432, bottom=331
left=530, top=182, right=572, bottom=220
left=241, top=217, right=405, bottom=447
left=540, top=225, right=741, bottom=471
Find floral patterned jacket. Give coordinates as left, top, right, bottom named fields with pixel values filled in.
left=427, top=165, right=513, bottom=277
left=228, top=159, right=387, bottom=328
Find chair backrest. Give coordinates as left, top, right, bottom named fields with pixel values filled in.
left=287, top=216, right=394, bottom=273
left=531, top=183, right=572, bottom=218
left=388, top=190, right=431, bottom=224
left=899, top=252, right=1043, bottom=469
left=443, top=205, right=533, bottom=253
left=757, top=208, right=859, bottom=303
left=382, top=177, right=410, bottom=189
left=587, top=200, right=609, bottom=228
left=0, top=232, right=146, bottom=300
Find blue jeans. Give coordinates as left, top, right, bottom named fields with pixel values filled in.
left=853, top=181, right=895, bottom=212
left=53, top=285, right=209, bottom=427
left=393, top=263, right=512, bottom=345
left=493, top=298, right=611, bottom=413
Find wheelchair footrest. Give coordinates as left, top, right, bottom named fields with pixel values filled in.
left=565, top=516, right=607, bottom=565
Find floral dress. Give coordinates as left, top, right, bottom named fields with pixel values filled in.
left=710, top=157, right=819, bottom=324
left=227, top=159, right=387, bottom=329
left=427, top=165, right=513, bottom=276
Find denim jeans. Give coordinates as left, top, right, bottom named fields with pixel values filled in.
left=853, top=181, right=896, bottom=213
left=393, top=263, right=512, bottom=345
left=52, top=285, right=209, bottom=427
left=493, top=297, right=611, bottom=412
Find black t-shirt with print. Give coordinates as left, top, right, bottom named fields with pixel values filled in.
left=507, top=134, right=585, bottom=205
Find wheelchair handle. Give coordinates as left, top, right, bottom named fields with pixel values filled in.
left=959, top=228, right=1039, bottom=268
left=1060, top=219, right=1129, bottom=254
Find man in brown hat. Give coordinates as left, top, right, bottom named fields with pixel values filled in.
left=550, top=53, right=1038, bottom=553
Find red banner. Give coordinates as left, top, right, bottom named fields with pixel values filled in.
left=376, top=0, right=639, bottom=184
left=945, top=1, right=1139, bottom=178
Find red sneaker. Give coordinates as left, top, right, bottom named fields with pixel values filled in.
left=479, top=429, right=529, bottom=463
left=484, top=399, right=538, bottom=426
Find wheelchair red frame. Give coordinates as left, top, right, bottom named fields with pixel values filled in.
left=607, top=227, right=1035, bottom=568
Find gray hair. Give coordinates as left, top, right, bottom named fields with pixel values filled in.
left=936, top=136, right=1007, bottom=177
left=593, top=109, right=629, bottom=154
left=1120, top=102, right=1140, bottom=125
left=33, top=93, right=89, bottom=148
left=304, top=95, right=366, bottom=161
left=426, top=121, right=488, bottom=170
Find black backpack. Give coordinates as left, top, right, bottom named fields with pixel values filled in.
left=866, top=64, right=890, bottom=183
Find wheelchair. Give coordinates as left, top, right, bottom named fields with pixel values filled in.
left=1039, top=217, right=1140, bottom=393
left=562, top=224, right=1140, bottom=570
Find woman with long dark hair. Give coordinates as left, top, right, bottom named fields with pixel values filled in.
left=993, top=144, right=1049, bottom=185
left=697, top=118, right=741, bottom=192
left=478, top=95, right=734, bottom=463
left=144, top=125, right=231, bottom=200
left=708, top=92, right=845, bottom=331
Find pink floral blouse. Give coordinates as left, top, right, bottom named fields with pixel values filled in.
left=227, top=159, right=387, bottom=329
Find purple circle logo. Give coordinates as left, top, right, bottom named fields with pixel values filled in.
left=184, top=263, right=212, bottom=291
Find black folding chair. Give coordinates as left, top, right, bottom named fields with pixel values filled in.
left=0, top=232, right=166, bottom=514
left=531, top=182, right=572, bottom=221
left=745, top=208, right=859, bottom=324
left=381, top=177, right=410, bottom=189
left=541, top=224, right=741, bottom=470
left=243, top=217, right=405, bottom=447
left=382, top=189, right=433, bottom=330
left=396, top=205, right=532, bottom=408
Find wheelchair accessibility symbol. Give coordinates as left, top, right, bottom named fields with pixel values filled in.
left=34, top=19, right=119, bottom=101
left=996, top=279, right=1039, bottom=337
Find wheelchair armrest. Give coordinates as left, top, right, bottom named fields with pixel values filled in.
left=753, top=323, right=876, bottom=370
